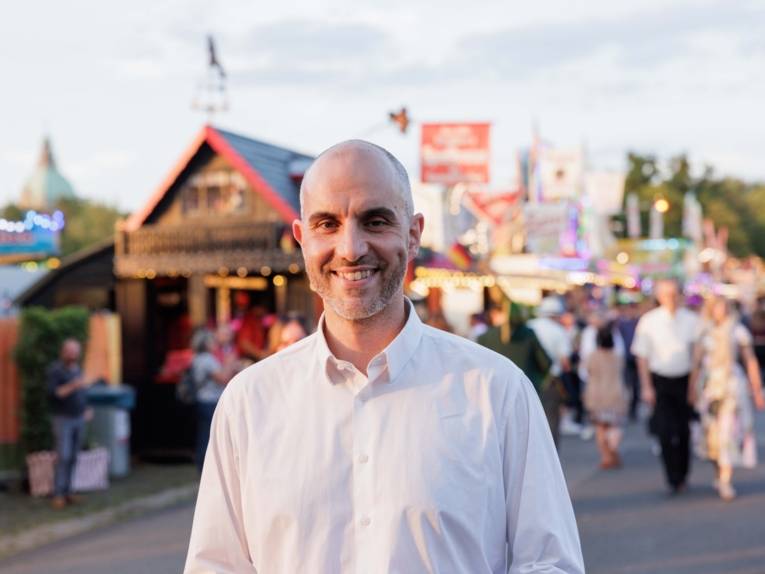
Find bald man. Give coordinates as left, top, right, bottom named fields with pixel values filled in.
left=185, top=141, right=583, bottom=573
left=632, top=278, right=700, bottom=493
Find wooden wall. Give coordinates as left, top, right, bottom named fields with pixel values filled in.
left=0, top=318, right=20, bottom=445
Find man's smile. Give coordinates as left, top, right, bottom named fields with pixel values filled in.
left=331, top=266, right=379, bottom=285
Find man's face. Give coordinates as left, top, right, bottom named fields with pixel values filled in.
left=293, top=145, right=423, bottom=321
left=655, top=281, right=678, bottom=310
left=61, top=340, right=81, bottom=364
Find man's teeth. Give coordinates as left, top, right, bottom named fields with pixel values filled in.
left=339, top=270, right=374, bottom=281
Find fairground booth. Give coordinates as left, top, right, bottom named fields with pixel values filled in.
left=18, top=125, right=317, bottom=458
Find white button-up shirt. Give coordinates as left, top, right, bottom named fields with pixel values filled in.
left=631, top=306, right=700, bottom=377
left=185, top=303, right=583, bottom=574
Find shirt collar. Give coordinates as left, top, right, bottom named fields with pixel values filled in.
left=316, top=298, right=423, bottom=385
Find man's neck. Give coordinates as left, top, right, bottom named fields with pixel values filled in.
left=323, top=297, right=408, bottom=375
left=662, top=304, right=678, bottom=316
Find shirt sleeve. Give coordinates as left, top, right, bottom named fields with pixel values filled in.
left=184, top=392, right=256, bottom=574
left=503, top=375, right=585, bottom=574
left=630, top=317, right=650, bottom=359
left=734, top=323, right=753, bottom=347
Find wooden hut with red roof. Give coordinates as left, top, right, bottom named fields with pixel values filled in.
left=19, top=125, right=316, bottom=457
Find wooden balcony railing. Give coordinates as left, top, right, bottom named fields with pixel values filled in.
left=114, top=221, right=303, bottom=277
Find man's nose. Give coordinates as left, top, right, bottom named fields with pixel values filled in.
left=336, top=222, right=369, bottom=262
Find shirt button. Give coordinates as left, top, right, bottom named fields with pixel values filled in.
left=358, top=454, right=369, bottom=464
left=360, top=516, right=371, bottom=527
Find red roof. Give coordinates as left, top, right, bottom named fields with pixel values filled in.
left=125, top=125, right=312, bottom=231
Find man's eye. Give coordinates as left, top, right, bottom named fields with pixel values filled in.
left=366, top=219, right=388, bottom=228
left=316, top=221, right=338, bottom=230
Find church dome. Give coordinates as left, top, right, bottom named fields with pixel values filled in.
left=18, top=137, right=77, bottom=211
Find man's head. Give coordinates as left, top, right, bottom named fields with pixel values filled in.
left=293, top=140, right=423, bottom=321
left=537, top=296, right=565, bottom=322
left=655, top=278, right=680, bottom=312
left=60, top=338, right=81, bottom=365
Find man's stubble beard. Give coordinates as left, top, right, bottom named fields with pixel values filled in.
left=307, top=255, right=407, bottom=321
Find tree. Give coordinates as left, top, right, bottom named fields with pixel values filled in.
left=56, top=198, right=125, bottom=257
left=621, top=153, right=765, bottom=258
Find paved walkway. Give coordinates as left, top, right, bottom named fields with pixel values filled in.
left=563, top=411, right=765, bottom=574
left=0, top=502, right=193, bottom=574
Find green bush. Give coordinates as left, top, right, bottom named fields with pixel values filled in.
left=15, top=306, right=89, bottom=462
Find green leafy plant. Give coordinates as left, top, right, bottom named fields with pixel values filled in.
left=15, top=306, right=89, bottom=464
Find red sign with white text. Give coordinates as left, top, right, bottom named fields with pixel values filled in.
left=420, top=123, right=490, bottom=185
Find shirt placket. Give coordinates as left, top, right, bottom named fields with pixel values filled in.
left=350, top=356, right=388, bottom=574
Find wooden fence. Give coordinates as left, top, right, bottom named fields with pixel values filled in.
left=0, top=317, right=20, bottom=474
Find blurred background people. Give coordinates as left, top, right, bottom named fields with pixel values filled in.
left=584, top=326, right=629, bottom=470
left=559, top=310, right=585, bottom=437
left=749, top=296, right=765, bottom=377
left=691, top=295, right=765, bottom=501
left=632, top=279, right=700, bottom=494
left=468, top=312, right=489, bottom=342
left=578, top=312, right=625, bottom=440
left=47, top=338, right=94, bottom=509
left=615, top=300, right=642, bottom=422
left=213, top=323, right=239, bottom=366
left=236, top=300, right=270, bottom=362
left=478, top=301, right=551, bottom=395
left=274, top=315, right=308, bottom=352
left=529, top=296, right=572, bottom=449
left=190, top=328, right=238, bottom=472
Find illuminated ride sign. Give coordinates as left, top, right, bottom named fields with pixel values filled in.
left=0, top=210, right=65, bottom=258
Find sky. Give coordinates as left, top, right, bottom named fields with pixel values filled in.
left=1, top=0, right=763, bottom=213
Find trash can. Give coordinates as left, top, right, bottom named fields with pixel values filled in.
left=87, top=385, right=136, bottom=478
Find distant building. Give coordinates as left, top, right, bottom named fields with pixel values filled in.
left=18, top=137, right=77, bottom=211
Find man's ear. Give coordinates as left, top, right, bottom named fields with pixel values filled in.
left=407, top=213, right=424, bottom=260
left=292, top=219, right=303, bottom=247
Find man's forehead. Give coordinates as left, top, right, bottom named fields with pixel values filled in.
left=656, top=280, right=677, bottom=293
left=307, top=145, right=393, bottom=186
left=302, top=156, right=404, bottom=210
left=304, top=193, right=404, bottom=218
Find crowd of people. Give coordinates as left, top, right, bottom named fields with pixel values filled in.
left=467, top=279, right=765, bottom=501
left=186, top=304, right=308, bottom=471
left=47, top=278, right=765, bottom=506
left=198, top=278, right=765, bottom=495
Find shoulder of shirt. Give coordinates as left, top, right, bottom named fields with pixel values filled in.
left=637, top=307, right=662, bottom=325
left=419, top=323, right=529, bottom=384
left=678, top=308, right=699, bottom=320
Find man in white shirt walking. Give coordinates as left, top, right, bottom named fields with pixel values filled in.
left=631, top=279, right=700, bottom=493
left=184, top=140, right=584, bottom=573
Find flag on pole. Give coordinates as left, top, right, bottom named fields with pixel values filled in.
left=447, top=242, right=472, bottom=270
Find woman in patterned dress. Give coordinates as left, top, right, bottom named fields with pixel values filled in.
left=690, top=296, right=765, bottom=501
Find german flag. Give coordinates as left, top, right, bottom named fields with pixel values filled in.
left=447, top=242, right=472, bottom=270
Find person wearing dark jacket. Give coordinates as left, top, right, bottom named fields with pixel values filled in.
left=47, top=338, right=93, bottom=509
left=479, top=301, right=552, bottom=394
